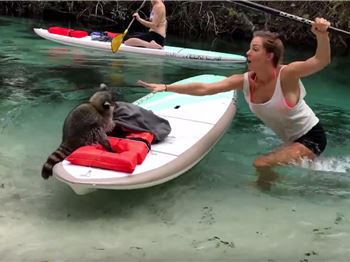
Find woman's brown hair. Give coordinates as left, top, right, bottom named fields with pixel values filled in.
left=253, top=31, right=284, bottom=67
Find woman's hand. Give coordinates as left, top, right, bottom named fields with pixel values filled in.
left=133, top=12, right=141, bottom=21
left=137, top=80, right=166, bottom=92
left=311, top=17, right=331, bottom=36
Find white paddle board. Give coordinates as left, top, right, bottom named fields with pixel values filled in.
left=53, top=74, right=237, bottom=194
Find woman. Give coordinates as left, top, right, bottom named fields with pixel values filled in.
left=138, top=18, right=331, bottom=174
left=124, top=0, right=167, bottom=49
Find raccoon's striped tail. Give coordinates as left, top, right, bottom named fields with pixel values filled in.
left=41, top=145, right=72, bottom=179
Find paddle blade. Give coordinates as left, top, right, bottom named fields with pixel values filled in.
left=111, top=34, right=124, bottom=53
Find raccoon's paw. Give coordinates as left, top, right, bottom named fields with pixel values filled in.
left=104, top=142, right=114, bottom=153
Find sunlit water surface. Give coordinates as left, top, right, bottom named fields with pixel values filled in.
left=1, top=16, right=350, bottom=261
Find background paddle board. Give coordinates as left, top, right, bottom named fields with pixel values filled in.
left=33, top=28, right=246, bottom=65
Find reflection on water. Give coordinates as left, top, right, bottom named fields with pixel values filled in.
left=1, top=15, right=350, bottom=261
left=264, top=166, right=350, bottom=205
left=315, top=104, right=350, bottom=147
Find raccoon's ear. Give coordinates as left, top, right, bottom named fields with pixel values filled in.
left=98, top=83, right=109, bottom=91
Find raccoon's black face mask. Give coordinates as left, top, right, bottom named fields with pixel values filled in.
left=103, top=101, right=112, bottom=110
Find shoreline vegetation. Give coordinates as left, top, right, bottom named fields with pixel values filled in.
left=1, top=1, right=349, bottom=55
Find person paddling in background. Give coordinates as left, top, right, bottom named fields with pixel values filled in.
left=123, top=0, right=166, bottom=49
left=138, top=17, right=331, bottom=188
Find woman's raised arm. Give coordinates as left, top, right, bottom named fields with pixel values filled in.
left=284, top=17, right=331, bottom=79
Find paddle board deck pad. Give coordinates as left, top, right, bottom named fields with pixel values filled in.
left=33, top=28, right=246, bottom=64
left=53, top=74, right=237, bottom=194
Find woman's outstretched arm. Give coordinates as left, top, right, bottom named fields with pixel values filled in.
left=137, top=74, right=244, bottom=96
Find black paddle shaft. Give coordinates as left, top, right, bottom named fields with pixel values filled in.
left=232, top=0, right=350, bottom=36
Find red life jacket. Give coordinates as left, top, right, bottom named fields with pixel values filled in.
left=48, top=26, right=88, bottom=38
left=65, top=132, right=154, bottom=173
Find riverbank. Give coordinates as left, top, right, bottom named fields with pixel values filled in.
left=1, top=1, right=349, bottom=54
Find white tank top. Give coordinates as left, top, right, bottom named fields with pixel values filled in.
left=243, top=66, right=319, bottom=142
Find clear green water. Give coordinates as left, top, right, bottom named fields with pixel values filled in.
left=1, top=16, right=350, bottom=261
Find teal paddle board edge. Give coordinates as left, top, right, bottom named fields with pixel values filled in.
left=134, top=74, right=231, bottom=111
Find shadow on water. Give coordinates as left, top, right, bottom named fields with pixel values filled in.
left=42, top=180, right=195, bottom=222
left=1, top=163, right=203, bottom=225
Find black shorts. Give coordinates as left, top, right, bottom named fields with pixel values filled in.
left=123, top=31, right=165, bottom=46
left=294, top=122, right=327, bottom=156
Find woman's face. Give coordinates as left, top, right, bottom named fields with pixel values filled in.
left=246, top=37, right=271, bottom=71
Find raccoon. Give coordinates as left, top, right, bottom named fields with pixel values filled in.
left=41, top=85, right=116, bottom=179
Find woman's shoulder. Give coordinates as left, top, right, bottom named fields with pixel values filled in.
left=279, top=63, right=300, bottom=80
left=153, top=2, right=165, bottom=11
left=227, top=73, right=245, bottom=83
left=244, top=71, right=253, bottom=79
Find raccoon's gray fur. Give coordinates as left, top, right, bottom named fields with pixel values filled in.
left=41, top=85, right=116, bottom=179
